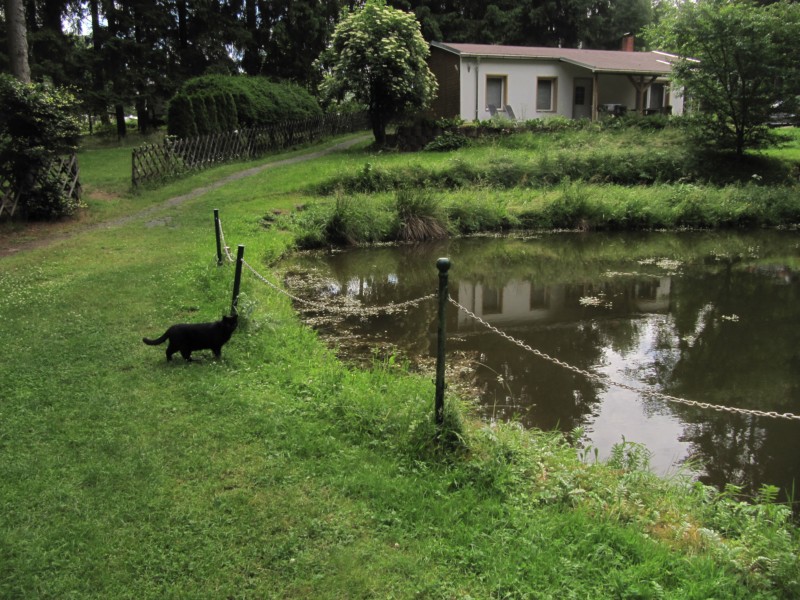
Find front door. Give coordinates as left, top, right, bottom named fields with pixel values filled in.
left=573, top=78, right=593, bottom=119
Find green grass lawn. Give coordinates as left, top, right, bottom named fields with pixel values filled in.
left=765, top=127, right=800, bottom=161
left=1, top=131, right=799, bottom=598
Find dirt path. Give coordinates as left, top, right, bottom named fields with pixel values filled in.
left=0, top=135, right=368, bottom=259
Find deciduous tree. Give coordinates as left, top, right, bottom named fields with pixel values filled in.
left=319, top=0, right=437, bottom=145
left=646, top=0, right=800, bottom=156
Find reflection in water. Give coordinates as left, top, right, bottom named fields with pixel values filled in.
left=281, top=231, right=800, bottom=499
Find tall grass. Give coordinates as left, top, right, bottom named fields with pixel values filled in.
left=2, top=132, right=800, bottom=598
left=315, top=128, right=797, bottom=195
left=279, top=182, right=800, bottom=248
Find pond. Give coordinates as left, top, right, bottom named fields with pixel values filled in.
left=280, top=230, right=800, bottom=499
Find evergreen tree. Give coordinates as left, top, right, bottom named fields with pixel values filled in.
left=4, top=0, right=31, bottom=81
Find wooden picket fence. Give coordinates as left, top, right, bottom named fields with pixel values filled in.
left=0, top=154, right=81, bottom=219
left=132, top=111, right=369, bottom=187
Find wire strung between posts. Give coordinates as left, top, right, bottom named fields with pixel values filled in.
left=449, top=296, right=800, bottom=422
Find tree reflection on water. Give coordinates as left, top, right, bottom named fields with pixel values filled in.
left=282, top=231, right=800, bottom=500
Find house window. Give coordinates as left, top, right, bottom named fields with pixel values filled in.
left=574, top=86, right=586, bottom=106
left=530, top=286, right=550, bottom=310
left=536, top=77, right=557, bottom=111
left=482, top=287, right=502, bottom=315
left=486, top=76, right=506, bottom=110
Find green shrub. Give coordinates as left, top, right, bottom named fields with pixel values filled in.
left=424, top=131, right=469, bottom=152
left=0, top=75, right=81, bottom=219
left=202, top=95, right=220, bottom=134
left=166, top=95, right=198, bottom=138
left=325, top=193, right=395, bottom=245
left=168, top=75, right=322, bottom=139
left=190, top=96, right=210, bottom=135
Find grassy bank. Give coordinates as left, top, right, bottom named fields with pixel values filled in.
left=274, top=126, right=800, bottom=247
left=2, top=132, right=800, bottom=598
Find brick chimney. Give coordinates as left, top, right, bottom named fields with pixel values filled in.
left=621, top=34, right=635, bottom=52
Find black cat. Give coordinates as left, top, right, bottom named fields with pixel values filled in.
left=143, top=314, right=238, bottom=361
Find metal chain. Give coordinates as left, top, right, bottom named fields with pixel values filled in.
left=449, top=297, right=800, bottom=422
left=221, top=220, right=800, bottom=421
left=223, top=221, right=434, bottom=316
left=242, top=258, right=436, bottom=317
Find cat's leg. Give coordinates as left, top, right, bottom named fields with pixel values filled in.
left=212, top=347, right=222, bottom=358
left=180, top=349, right=193, bottom=361
left=166, top=342, right=175, bottom=361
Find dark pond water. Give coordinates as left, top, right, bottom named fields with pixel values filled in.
left=281, top=231, right=800, bottom=499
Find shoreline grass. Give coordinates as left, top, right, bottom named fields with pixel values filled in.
left=1, top=131, right=800, bottom=597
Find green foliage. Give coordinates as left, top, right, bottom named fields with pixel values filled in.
left=319, top=0, right=437, bottom=144
left=202, top=95, right=220, bottom=135
left=424, top=131, right=470, bottom=152
left=3, top=136, right=800, bottom=598
left=168, top=75, right=322, bottom=138
left=166, top=95, right=198, bottom=138
left=444, top=189, right=513, bottom=234
left=393, top=188, right=448, bottom=241
left=296, top=191, right=392, bottom=247
left=645, top=0, right=800, bottom=156
left=522, top=116, right=591, bottom=132
left=317, top=126, right=797, bottom=195
left=0, top=75, right=81, bottom=219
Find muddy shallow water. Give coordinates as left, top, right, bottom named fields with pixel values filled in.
left=280, top=230, right=800, bottom=498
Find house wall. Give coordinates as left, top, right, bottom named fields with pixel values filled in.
left=459, top=57, right=589, bottom=121
left=432, top=53, right=684, bottom=121
left=665, top=85, right=684, bottom=115
left=428, top=47, right=461, bottom=119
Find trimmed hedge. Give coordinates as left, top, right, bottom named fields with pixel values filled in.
left=167, top=75, right=322, bottom=138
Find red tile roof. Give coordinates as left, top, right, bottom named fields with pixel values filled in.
left=432, top=42, right=677, bottom=75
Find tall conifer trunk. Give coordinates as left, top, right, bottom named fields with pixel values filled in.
left=4, top=0, right=31, bottom=83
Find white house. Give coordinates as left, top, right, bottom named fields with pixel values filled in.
left=428, top=41, right=683, bottom=122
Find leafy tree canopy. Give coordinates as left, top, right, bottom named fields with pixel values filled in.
left=319, top=0, right=437, bottom=145
left=645, top=0, right=800, bottom=156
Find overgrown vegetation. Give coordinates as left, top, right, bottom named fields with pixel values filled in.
left=645, top=0, right=800, bottom=156
left=275, top=124, right=800, bottom=247
left=2, top=131, right=800, bottom=597
left=0, top=74, right=82, bottom=219
left=318, top=125, right=795, bottom=194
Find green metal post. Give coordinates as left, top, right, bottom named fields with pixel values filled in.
left=231, top=245, right=245, bottom=315
left=435, top=257, right=451, bottom=426
left=214, top=209, right=223, bottom=265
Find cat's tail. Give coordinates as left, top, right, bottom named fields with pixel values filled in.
left=142, top=332, right=169, bottom=345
